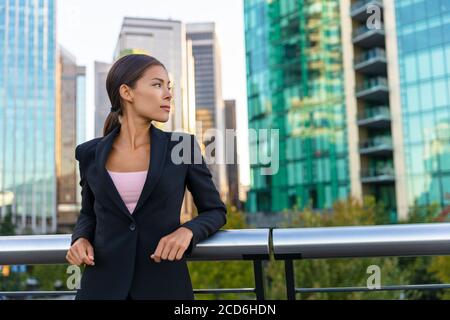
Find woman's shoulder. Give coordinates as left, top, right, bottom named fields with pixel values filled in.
left=75, top=137, right=102, bottom=162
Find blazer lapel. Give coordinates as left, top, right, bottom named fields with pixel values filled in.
left=95, top=123, right=168, bottom=220
left=133, top=124, right=168, bottom=215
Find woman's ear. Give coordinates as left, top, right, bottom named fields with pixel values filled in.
left=119, top=84, right=134, bottom=103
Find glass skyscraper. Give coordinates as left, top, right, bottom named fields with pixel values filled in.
left=395, top=0, right=450, bottom=216
left=0, top=0, right=57, bottom=233
left=244, top=0, right=349, bottom=213
left=244, top=0, right=450, bottom=221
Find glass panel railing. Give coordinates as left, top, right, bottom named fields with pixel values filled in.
left=359, top=136, right=392, bottom=149
left=355, top=48, right=386, bottom=65
left=353, top=23, right=385, bottom=38
left=358, top=106, right=390, bottom=120
left=356, top=77, right=388, bottom=92
left=361, top=165, right=395, bottom=177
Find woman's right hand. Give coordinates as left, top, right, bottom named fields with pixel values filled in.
left=66, top=237, right=95, bottom=266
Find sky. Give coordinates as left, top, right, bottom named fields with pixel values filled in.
left=57, top=0, right=250, bottom=186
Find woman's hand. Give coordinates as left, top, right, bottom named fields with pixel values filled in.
left=66, top=237, right=95, bottom=266
left=151, top=227, right=193, bottom=263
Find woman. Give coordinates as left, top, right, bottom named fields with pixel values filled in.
left=66, top=54, right=227, bottom=300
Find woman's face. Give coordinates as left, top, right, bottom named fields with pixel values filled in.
left=127, top=65, right=173, bottom=123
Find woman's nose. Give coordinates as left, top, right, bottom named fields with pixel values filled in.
left=165, top=90, right=172, bottom=101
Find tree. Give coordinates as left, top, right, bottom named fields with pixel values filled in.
left=188, top=203, right=255, bottom=300
left=263, top=196, right=406, bottom=299
left=0, top=213, right=16, bottom=236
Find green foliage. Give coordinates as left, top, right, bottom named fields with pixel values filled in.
left=0, top=213, right=16, bottom=236
left=188, top=203, right=255, bottom=300
left=404, top=201, right=441, bottom=224
left=27, top=265, right=70, bottom=291
left=0, top=271, right=27, bottom=291
left=264, top=196, right=406, bottom=299
left=399, top=201, right=446, bottom=300
left=429, top=256, right=450, bottom=299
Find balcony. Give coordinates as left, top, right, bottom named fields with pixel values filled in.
left=357, top=106, right=391, bottom=128
left=354, top=48, right=387, bottom=75
left=356, top=77, right=389, bottom=102
left=3, top=224, right=450, bottom=300
left=360, top=165, right=395, bottom=184
left=359, top=136, right=393, bottom=156
left=351, top=0, right=383, bottom=22
left=353, top=24, right=385, bottom=48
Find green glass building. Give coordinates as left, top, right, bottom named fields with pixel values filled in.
left=244, top=0, right=350, bottom=213
left=244, top=0, right=450, bottom=220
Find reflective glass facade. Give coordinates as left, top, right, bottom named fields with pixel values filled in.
left=0, top=0, right=56, bottom=233
left=244, top=0, right=349, bottom=213
left=395, top=0, right=450, bottom=212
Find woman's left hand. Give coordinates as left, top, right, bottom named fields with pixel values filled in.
left=150, top=227, right=193, bottom=263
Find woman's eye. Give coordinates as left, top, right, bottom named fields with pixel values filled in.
left=153, top=83, right=162, bottom=87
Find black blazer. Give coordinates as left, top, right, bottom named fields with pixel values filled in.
left=71, top=123, right=227, bottom=300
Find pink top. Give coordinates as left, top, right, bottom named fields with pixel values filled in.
left=107, top=170, right=148, bottom=214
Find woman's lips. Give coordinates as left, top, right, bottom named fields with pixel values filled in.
left=161, top=106, right=171, bottom=112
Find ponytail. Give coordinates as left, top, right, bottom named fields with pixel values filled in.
left=103, top=107, right=121, bottom=137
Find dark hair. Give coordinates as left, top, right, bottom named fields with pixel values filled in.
left=103, top=54, right=166, bottom=136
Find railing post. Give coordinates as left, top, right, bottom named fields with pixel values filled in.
left=253, top=259, right=265, bottom=300
left=284, top=259, right=296, bottom=300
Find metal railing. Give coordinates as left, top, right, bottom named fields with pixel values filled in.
left=359, top=135, right=393, bottom=150
left=361, top=163, right=395, bottom=177
left=355, top=48, right=386, bottom=66
left=357, top=106, right=390, bottom=121
left=0, top=229, right=270, bottom=300
left=2, top=224, right=450, bottom=300
left=272, top=223, right=450, bottom=299
left=353, top=24, right=385, bottom=39
left=356, top=76, right=389, bottom=93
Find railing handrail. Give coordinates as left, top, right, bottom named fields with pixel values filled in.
left=361, top=166, right=395, bottom=177
left=0, top=229, right=271, bottom=265
left=359, top=135, right=393, bottom=148
left=356, top=77, right=389, bottom=92
left=353, top=23, right=385, bottom=38
left=355, top=47, right=386, bottom=64
left=2, top=223, right=450, bottom=264
left=272, top=223, right=450, bottom=259
left=358, top=106, right=390, bottom=120
left=3, top=224, right=450, bottom=300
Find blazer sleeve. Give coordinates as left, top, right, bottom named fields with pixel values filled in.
left=71, top=144, right=97, bottom=246
left=180, top=134, right=227, bottom=255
